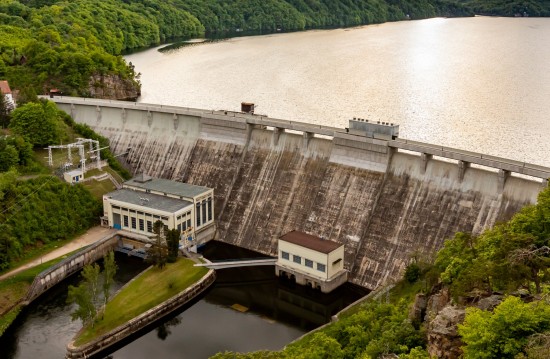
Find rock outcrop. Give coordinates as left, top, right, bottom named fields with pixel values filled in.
left=427, top=305, right=465, bottom=359
left=87, top=74, right=140, bottom=101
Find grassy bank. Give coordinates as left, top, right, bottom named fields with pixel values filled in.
left=0, top=255, right=73, bottom=336
left=75, top=258, right=208, bottom=346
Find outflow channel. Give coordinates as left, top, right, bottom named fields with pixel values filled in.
left=1, top=241, right=367, bottom=359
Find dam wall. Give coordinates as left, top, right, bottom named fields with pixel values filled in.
left=50, top=97, right=549, bottom=289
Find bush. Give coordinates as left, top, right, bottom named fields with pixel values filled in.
left=404, top=262, right=421, bottom=283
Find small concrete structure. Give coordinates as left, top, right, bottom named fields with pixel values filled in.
left=276, top=231, right=348, bottom=293
left=103, top=174, right=215, bottom=248
left=64, top=169, right=84, bottom=183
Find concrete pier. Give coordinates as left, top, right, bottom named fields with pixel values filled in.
left=48, top=97, right=550, bottom=289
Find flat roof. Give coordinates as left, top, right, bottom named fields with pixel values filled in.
left=279, top=231, right=342, bottom=254
left=106, top=188, right=193, bottom=213
left=66, top=169, right=83, bottom=175
left=124, top=177, right=211, bottom=199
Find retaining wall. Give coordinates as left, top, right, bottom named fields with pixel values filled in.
left=50, top=97, right=549, bottom=289
left=66, top=268, right=216, bottom=359
left=25, top=234, right=119, bottom=303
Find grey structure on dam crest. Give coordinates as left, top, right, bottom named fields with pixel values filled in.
left=49, top=96, right=550, bottom=290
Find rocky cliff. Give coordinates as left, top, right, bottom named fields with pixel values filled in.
left=87, top=74, right=140, bottom=101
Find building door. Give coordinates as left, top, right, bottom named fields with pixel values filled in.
left=113, top=213, right=121, bottom=230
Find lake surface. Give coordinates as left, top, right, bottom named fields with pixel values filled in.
left=126, top=17, right=550, bottom=167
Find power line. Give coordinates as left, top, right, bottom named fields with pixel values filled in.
left=0, top=176, right=56, bottom=222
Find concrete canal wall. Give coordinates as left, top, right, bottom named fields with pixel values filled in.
left=66, top=269, right=216, bottom=359
left=25, top=234, right=119, bottom=303
left=51, top=97, right=550, bottom=289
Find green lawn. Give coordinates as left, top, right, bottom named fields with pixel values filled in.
left=0, top=255, right=74, bottom=336
left=75, top=259, right=209, bottom=346
left=82, top=178, right=116, bottom=199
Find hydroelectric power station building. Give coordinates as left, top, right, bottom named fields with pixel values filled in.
left=102, top=174, right=215, bottom=247
left=276, top=231, right=348, bottom=293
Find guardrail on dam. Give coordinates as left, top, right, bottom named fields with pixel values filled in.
left=49, top=96, right=550, bottom=289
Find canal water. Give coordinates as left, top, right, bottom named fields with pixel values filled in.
left=1, top=242, right=366, bottom=358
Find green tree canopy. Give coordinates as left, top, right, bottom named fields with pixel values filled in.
left=9, top=100, right=60, bottom=146
left=459, top=296, right=550, bottom=359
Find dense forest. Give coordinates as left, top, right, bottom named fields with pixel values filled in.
left=2, top=1, right=547, bottom=99
left=0, top=97, right=130, bottom=270
left=212, top=184, right=550, bottom=358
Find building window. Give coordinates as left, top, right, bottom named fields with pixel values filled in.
left=305, top=259, right=313, bottom=268
left=317, top=263, right=326, bottom=273
left=131, top=217, right=136, bottom=229
left=293, top=255, right=301, bottom=264
left=147, top=220, right=153, bottom=233
left=281, top=251, right=289, bottom=260
left=202, top=200, right=207, bottom=223
left=196, top=203, right=201, bottom=226
left=123, top=215, right=128, bottom=227
left=332, top=258, right=342, bottom=266
left=112, top=205, right=120, bottom=210
left=207, top=197, right=213, bottom=221
left=187, top=219, right=191, bottom=229
left=177, top=224, right=181, bottom=231
left=139, top=219, right=144, bottom=231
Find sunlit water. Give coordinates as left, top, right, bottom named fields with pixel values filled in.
left=126, top=17, right=550, bottom=167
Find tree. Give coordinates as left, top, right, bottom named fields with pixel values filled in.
left=67, top=251, right=117, bottom=326
left=147, top=220, right=168, bottom=269
left=166, top=228, right=180, bottom=263
left=102, top=250, right=117, bottom=306
left=458, top=296, right=550, bottom=359
left=67, top=262, right=101, bottom=327
left=9, top=100, right=60, bottom=146
left=0, top=141, right=19, bottom=172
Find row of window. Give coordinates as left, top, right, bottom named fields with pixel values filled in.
left=123, top=215, right=164, bottom=233
left=281, top=251, right=326, bottom=273
left=196, top=197, right=213, bottom=227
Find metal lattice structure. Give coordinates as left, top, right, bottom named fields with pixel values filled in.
left=46, top=138, right=104, bottom=174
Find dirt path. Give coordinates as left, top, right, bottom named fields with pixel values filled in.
left=0, top=226, right=116, bottom=281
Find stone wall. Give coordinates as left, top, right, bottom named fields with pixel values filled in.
left=25, top=234, right=119, bottom=303
left=66, top=269, right=215, bottom=359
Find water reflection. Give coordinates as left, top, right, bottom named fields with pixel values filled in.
left=2, top=242, right=366, bottom=359
left=126, top=17, right=550, bottom=167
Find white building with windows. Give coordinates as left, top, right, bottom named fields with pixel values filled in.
left=64, top=169, right=84, bottom=183
left=276, top=231, right=348, bottom=293
left=102, top=174, right=215, bottom=248
left=0, top=80, right=15, bottom=111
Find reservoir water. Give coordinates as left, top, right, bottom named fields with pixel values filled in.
left=2, top=243, right=366, bottom=358
left=126, top=16, right=550, bottom=167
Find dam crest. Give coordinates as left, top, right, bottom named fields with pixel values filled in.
left=50, top=97, right=550, bottom=289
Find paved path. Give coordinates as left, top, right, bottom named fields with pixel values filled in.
left=0, top=226, right=116, bottom=281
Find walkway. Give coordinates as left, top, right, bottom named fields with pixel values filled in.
left=0, top=226, right=116, bottom=281
left=194, top=258, right=277, bottom=269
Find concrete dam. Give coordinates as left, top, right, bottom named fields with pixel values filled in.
left=51, top=97, right=550, bottom=290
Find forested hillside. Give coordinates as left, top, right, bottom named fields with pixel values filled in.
left=2, top=1, right=549, bottom=100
